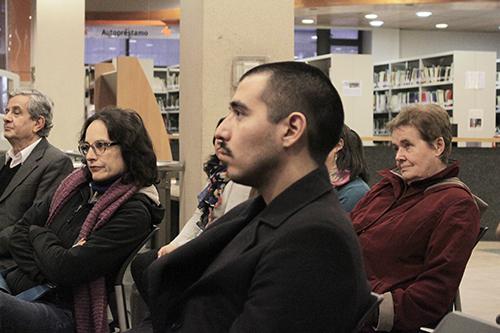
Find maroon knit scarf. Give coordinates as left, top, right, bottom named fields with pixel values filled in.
left=47, top=168, right=138, bottom=333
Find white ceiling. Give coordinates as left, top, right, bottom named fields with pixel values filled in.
left=295, top=1, right=500, bottom=33
left=85, top=0, right=500, bottom=33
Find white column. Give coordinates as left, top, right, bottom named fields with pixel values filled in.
left=179, top=0, right=294, bottom=225
left=32, top=0, right=85, bottom=150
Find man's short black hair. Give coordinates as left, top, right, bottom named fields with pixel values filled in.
left=240, top=61, right=344, bottom=164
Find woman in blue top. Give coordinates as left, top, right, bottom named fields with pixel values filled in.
left=326, top=125, right=369, bottom=212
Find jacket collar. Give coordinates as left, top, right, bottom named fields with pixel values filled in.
left=256, top=166, right=333, bottom=228
left=0, top=138, right=49, bottom=202
left=378, top=160, right=459, bottom=196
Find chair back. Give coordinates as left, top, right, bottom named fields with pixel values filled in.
left=453, top=225, right=489, bottom=312
left=109, top=226, right=159, bottom=332
left=476, top=226, right=489, bottom=246
left=354, top=292, right=384, bottom=332
left=433, top=312, right=500, bottom=333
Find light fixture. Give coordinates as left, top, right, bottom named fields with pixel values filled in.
left=365, top=13, right=378, bottom=20
left=311, top=35, right=318, bottom=40
left=416, top=11, right=432, bottom=18
left=302, top=18, right=315, bottom=24
left=435, top=23, right=448, bottom=29
left=369, top=20, right=384, bottom=27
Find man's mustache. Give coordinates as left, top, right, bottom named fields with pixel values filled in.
left=216, top=140, right=232, bottom=156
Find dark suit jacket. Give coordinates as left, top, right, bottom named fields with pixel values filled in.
left=0, top=137, right=73, bottom=267
left=146, top=167, right=371, bottom=333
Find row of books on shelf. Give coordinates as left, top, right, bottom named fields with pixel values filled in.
left=420, top=65, right=453, bottom=84
left=374, top=119, right=390, bottom=136
left=388, top=92, right=419, bottom=111
left=373, top=71, right=389, bottom=89
left=163, top=113, right=179, bottom=134
left=374, top=65, right=453, bottom=88
left=373, top=92, right=389, bottom=112
left=166, top=73, right=180, bottom=90
left=157, top=95, right=180, bottom=112
left=153, top=73, right=180, bottom=92
left=421, top=89, right=453, bottom=106
left=374, top=89, right=453, bottom=113
left=390, top=68, right=419, bottom=87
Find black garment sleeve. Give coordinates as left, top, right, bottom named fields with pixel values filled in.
left=8, top=198, right=51, bottom=283
left=29, top=199, right=151, bottom=286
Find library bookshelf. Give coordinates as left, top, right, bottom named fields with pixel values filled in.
left=374, top=51, right=496, bottom=147
left=153, top=65, right=180, bottom=135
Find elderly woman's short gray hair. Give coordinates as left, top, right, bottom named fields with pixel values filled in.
left=9, top=89, right=54, bottom=137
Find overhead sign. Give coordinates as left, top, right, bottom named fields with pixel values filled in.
left=85, top=25, right=179, bottom=39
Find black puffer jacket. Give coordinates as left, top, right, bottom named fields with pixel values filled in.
left=7, top=182, right=163, bottom=309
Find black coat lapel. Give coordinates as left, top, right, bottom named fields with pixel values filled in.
left=148, top=196, right=265, bottom=329
left=189, top=167, right=335, bottom=289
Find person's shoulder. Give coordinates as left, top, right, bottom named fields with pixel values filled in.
left=44, top=140, right=70, bottom=158
left=289, top=191, right=352, bottom=232
left=125, top=191, right=164, bottom=224
left=273, top=199, right=360, bottom=255
left=425, top=180, right=476, bottom=203
left=342, top=178, right=370, bottom=193
left=35, top=140, right=72, bottom=167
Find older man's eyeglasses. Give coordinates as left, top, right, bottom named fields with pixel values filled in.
left=78, top=140, right=119, bottom=156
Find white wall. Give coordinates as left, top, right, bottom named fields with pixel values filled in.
left=328, top=54, right=373, bottom=140
left=371, top=29, right=400, bottom=63
left=179, top=0, right=294, bottom=224
left=372, top=28, right=500, bottom=62
left=400, top=30, right=500, bottom=59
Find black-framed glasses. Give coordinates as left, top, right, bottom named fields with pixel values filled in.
left=78, top=140, right=119, bottom=156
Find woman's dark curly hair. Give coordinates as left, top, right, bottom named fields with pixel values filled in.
left=79, top=107, right=157, bottom=187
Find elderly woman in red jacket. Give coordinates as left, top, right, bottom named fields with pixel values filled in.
left=351, top=104, right=480, bottom=333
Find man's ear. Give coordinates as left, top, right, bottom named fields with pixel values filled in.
left=281, top=112, right=307, bottom=148
left=33, top=116, right=46, bottom=134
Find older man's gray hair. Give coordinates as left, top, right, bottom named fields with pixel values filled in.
left=9, top=89, right=54, bottom=137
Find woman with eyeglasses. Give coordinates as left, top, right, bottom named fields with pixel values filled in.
left=1, top=107, right=163, bottom=333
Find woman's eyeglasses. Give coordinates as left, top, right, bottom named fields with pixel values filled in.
left=78, top=140, right=119, bottom=156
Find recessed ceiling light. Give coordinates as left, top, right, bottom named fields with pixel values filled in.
left=435, top=23, right=448, bottom=29
left=365, top=13, right=378, bottom=20
left=302, top=18, right=315, bottom=24
left=369, top=20, right=384, bottom=27
left=416, top=11, right=432, bottom=18
left=311, top=35, right=318, bottom=40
